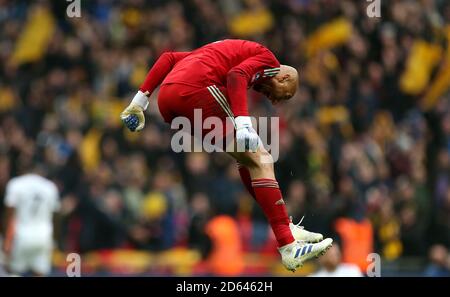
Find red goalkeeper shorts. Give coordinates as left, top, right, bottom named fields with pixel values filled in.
left=158, top=83, right=236, bottom=149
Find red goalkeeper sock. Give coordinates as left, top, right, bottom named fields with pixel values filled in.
left=251, top=178, right=295, bottom=247
left=237, top=164, right=256, bottom=199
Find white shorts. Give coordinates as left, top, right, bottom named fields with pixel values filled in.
left=9, top=238, right=52, bottom=276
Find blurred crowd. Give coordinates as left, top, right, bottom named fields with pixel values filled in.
left=0, top=0, right=450, bottom=275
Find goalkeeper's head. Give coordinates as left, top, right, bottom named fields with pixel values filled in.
left=254, top=65, right=299, bottom=105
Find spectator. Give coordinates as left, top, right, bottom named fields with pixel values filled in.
left=424, top=244, right=450, bottom=277
left=309, top=243, right=363, bottom=277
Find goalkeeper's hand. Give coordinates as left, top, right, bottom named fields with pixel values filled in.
left=235, top=116, right=260, bottom=152
left=120, top=91, right=149, bottom=132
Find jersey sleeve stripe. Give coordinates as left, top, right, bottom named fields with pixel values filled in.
left=263, top=70, right=280, bottom=75
left=263, top=67, right=280, bottom=73
left=262, top=68, right=280, bottom=77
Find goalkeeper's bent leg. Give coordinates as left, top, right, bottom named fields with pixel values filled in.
left=229, top=149, right=295, bottom=247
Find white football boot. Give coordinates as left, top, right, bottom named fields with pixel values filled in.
left=289, top=216, right=323, bottom=243
left=278, top=238, right=333, bottom=272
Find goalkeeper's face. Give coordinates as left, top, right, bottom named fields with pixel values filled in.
left=258, top=65, right=299, bottom=105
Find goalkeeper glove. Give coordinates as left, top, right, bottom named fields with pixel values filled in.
left=120, top=91, right=149, bottom=132
left=235, top=116, right=260, bottom=152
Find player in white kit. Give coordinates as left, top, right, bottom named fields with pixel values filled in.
left=2, top=171, right=60, bottom=276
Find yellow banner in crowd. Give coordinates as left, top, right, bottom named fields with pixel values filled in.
left=229, top=7, right=274, bottom=37
left=305, top=18, right=352, bottom=57
left=400, top=40, right=442, bottom=95
left=422, top=26, right=450, bottom=110
left=11, top=5, right=55, bottom=65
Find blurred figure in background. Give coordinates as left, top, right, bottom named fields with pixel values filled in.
left=423, top=244, right=450, bottom=277
left=2, top=164, right=60, bottom=276
left=0, top=237, right=7, bottom=276
left=204, top=215, right=244, bottom=276
left=188, top=192, right=212, bottom=259
left=309, top=243, right=362, bottom=277
left=0, top=266, right=7, bottom=276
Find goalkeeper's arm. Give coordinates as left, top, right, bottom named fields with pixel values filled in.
left=121, top=51, right=190, bottom=132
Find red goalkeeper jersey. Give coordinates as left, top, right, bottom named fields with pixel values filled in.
left=139, top=39, right=280, bottom=117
